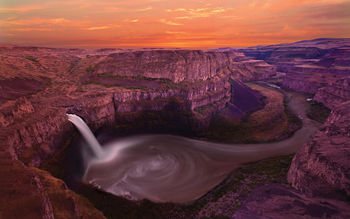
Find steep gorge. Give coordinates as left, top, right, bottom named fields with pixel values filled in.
left=1, top=39, right=350, bottom=218
left=0, top=45, right=276, bottom=218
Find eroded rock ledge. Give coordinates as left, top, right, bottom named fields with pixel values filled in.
left=232, top=99, right=350, bottom=218
left=0, top=45, right=274, bottom=218
left=288, top=100, right=350, bottom=198
left=1, top=39, right=350, bottom=218
left=233, top=184, right=350, bottom=219
left=0, top=46, right=275, bottom=166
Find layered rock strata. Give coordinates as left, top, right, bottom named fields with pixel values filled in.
left=93, top=50, right=276, bottom=83
left=314, top=77, right=350, bottom=109
left=0, top=151, right=105, bottom=219
left=288, top=101, right=350, bottom=198
left=233, top=81, right=350, bottom=218
left=213, top=39, right=350, bottom=218
left=233, top=184, right=350, bottom=219
left=237, top=38, right=350, bottom=95
left=0, top=45, right=275, bottom=218
left=0, top=46, right=275, bottom=166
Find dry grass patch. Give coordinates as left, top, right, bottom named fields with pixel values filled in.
left=245, top=84, right=288, bottom=141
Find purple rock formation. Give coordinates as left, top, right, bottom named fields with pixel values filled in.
left=314, top=77, right=350, bottom=109
left=230, top=80, right=263, bottom=115
left=0, top=44, right=275, bottom=217
left=233, top=184, right=350, bottom=219
left=288, top=101, right=350, bottom=198
left=237, top=38, right=350, bottom=95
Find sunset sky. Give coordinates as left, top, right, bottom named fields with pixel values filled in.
left=1, top=0, right=350, bottom=48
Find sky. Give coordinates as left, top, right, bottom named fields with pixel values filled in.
left=0, top=0, right=350, bottom=48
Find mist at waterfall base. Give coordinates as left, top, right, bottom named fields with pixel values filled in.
left=66, top=93, right=319, bottom=203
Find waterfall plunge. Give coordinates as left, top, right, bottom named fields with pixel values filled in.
left=65, top=92, right=320, bottom=202
left=67, top=114, right=103, bottom=157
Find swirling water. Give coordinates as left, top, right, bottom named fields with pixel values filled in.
left=69, top=92, right=320, bottom=203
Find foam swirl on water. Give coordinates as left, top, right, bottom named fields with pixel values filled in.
left=69, top=92, right=321, bottom=203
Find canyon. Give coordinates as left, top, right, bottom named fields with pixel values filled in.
left=0, top=38, right=350, bottom=218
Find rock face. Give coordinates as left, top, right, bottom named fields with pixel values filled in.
left=0, top=45, right=275, bottom=218
left=215, top=38, right=350, bottom=218
left=233, top=184, right=350, bottom=219
left=237, top=38, right=350, bottom=95
left=231, top=82, right=350, bottom=219
left=314, top=77, right=350, bottom=109
left=94, top=50, right=276, bottom=83
left=228, top=80, right=264, bottom=118
left=0, top=46, right=275, bottom=166
left=288, top=101, right=350, bottom=198
left=1, top=39, right=350, bottom=218
left=95, top=50, right=229, bottom=83
left=233, top=110, right=350, bottom=217
left=0, top=151, right=105, bottom=219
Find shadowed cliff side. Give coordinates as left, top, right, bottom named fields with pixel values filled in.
left=230, top=101, right=350, bottom=218
left=236, top=38, right=350, bottom=96
left=288, top=100, right=350, bottom=199
left=0, top=45, right=276, bottom=218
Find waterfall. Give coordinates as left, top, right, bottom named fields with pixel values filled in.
left=67, top=114, right=103, bottom=157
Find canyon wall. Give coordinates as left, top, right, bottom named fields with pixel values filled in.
left=93, top=50, right=276, bottom=83
left=231, top=102, right=350, bottom=218
left=314, top=77, right=350, bottom=110
left=233, top=184, right=350, bottom=218
left=0, top=153, right=105, bottom=219
left=0, top=45, right=275, bottom=218
left=2, top=39, right=350, bottom=218
left=231, top=39, right=350, bottom=218
left=0, top=46, right=275, bottom=166
left=237, top=38, right=350, bottom=95
left=288, top=100, right=350, bottom=198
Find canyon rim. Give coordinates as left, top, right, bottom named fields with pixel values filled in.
left=1, top=38, right=350, bottom=219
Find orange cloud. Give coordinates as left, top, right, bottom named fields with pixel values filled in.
left=165, top=31, right=187, bottom=35
left=124, top=19, right=140, bottom=23
left=136, top=6, right=153, bottom=12
left=13, top=27, right=53, bottom=32
left=0, top=0, right=349, bottom=48
left=167, top=7, right=228, bottom=19
left=0, top=6, right=43, bottom=12
left=85, top=26, right=110, bottom=31
left=159, top=19, right=183, bottom=26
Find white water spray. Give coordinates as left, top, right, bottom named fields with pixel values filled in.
left=67, top=114, right=103, bottom=157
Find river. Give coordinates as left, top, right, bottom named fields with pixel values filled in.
left=79, top=89, right=320, bottom=203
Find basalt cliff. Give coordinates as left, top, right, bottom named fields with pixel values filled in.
left=237, top=38, right=350, bottom=95
left=0, top=45, right=274, bottom=218
left=1, top=39, right=350, bottom=218
left=229, top=38, right=350, bottom=218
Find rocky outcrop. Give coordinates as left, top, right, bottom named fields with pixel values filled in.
left=0, top=77, right=50, bottom=103
left=0, top=44, right=277, bottom=218
left=282, top=73, right=321, bottom=94
left=0, top=151, right=105, bottom=219
left=0, top=97, right=34, bottom=127
left=94, top=50, right=275, bottom=83
left=237, top=38, right=350, bottom=95
left=314, top=77, right=350, bottom=109
left=228, top=80, right=264, bottom=118
left=2, top=40, right=348, bottom=218
left=213, top=39, right=350, bottom=218
left=233, top=184, right=350, bottom=219
left=0, top=43, right=277, bottom=167
left=288, top=101, right=350, bottom=198
left=95, top=50, right=226, bottom=83
left=317, top=47, right=350, bottom=68
left=1, top=107, right=71, bottom=166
